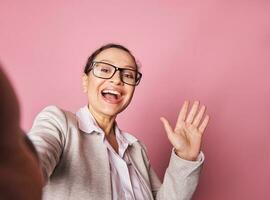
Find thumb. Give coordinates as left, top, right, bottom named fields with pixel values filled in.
left=160, top=117, right=174, bottom=137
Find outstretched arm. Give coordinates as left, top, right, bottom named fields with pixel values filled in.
left=0, top=65, right=43, bottom=200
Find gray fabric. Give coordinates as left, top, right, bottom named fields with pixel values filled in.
left=28, top=106, right=204, bottom=200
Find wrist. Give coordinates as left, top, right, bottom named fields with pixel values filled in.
left=174, top=149, right=197, bottom=161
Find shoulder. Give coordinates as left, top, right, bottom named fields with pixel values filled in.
left=35, top=105, right=66, bottom=122
left=38, top=105, right=64, bottom=115
left=33, top=105, right=77, bottom=130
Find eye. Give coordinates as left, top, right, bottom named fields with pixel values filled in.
left=101, top=68, right=110, bottom=73
left=97, top=64, right=112, bottom=73
left=123, top=71, right=135, bottom=79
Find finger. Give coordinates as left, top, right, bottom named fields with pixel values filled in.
left=199, top=115, right=210, bottom=134
left=192, top=105, right=206, bottom=127
left=160, top=117, right=174, bottom=137
left=186, top=101, right=200, bottom=124
left=175, top=100, right=189, bottom=126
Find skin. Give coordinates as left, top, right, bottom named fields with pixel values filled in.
left=82, top=48, right=210, bottom=160
left=0, top=65, right=43, bottom=200
left=82, top=48, right=137, bottom=152
left=160, top=101, right=210, bottom=161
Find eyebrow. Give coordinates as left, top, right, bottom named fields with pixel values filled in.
left=98, top=59, right=136, bottom=70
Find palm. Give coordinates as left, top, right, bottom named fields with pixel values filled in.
left=160, top=101, right=209, bottom=161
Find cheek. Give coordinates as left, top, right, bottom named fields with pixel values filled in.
left=124, top=87, right=135, bottom=102
left=87, top=76, right=102, bottom=93
left=86, top=82, right=100, bottom=102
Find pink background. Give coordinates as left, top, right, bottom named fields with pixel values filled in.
left=1, top=1, right=270, bottom=199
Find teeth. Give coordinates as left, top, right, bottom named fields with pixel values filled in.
left=102, top=89, right=121, bottom=96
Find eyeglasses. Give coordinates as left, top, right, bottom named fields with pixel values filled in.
left=88, top=61, right=142, bottom=86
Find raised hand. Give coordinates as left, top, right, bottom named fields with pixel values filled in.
left=160, top=100, right=209, bottom=161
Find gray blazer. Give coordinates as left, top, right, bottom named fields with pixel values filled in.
left=28, top=106, right=204, bottom=200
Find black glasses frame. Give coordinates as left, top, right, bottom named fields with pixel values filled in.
left=89, top=61, right=142, bottom=86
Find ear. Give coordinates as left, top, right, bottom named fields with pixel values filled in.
left=82, top=73, right=88, bottom=93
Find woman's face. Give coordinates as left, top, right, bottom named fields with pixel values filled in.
left=82, top=48, right=137, bottom=118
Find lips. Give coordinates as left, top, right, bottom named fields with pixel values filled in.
left=100, top=88, right=123, bottom=104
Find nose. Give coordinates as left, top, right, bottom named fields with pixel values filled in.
left=110, top=70, right=122, bottom=85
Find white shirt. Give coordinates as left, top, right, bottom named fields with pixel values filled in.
left=76, top=105, right=150, bottom=200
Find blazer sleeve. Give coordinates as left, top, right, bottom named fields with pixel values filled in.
left=27, top=106, right=68, bottom=182
left=147, top=147, right=204, bottom=200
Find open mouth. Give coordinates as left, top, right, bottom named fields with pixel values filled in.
left=101, top=89, right=122, bottom=103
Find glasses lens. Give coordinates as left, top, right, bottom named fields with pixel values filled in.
left=121, top=69, right=137, bottom=85
left=93, top=62, right=114, bottom=78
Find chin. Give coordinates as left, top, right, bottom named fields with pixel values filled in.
left=101, top=103, right=129, bottom=117
left=100, top=108, right=122, bottom=118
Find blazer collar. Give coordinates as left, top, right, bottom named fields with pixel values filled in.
left=76, top=105, right=137, bottom=145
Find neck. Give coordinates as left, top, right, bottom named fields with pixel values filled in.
left=88, top=105, right=116, bottom=135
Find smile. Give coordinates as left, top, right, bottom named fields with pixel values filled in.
left=101, top=88, right=123, bottom=104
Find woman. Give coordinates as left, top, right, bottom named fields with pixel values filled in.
left=28, top=43, right=209, bottom=200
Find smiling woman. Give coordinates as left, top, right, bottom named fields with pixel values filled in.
left=28, top=43, right=210, bottom=200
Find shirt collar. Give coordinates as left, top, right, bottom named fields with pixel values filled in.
left=76, top=105, right=102, bottom=134
left=76, top=105, right=137, bottom=145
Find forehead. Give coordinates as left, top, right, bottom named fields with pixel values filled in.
left=94, top=48, right=136, bottom=69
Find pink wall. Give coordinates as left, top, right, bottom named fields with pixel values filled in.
left=1, top=1, right=269, bottom=199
